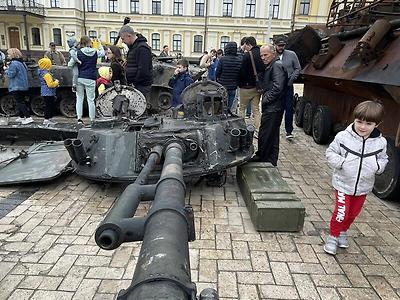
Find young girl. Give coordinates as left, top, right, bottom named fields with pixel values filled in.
left=38, top=57, right=59, bottom=125
left=324, top=101, right=388, bottom=255
left=106, top=45, right=126, bottom=85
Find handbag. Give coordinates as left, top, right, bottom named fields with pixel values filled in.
left=249, top=51, right=263, bottom=93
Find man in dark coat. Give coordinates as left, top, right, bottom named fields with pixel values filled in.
left=253, top=44, right=287, bottom=166
left=119, top=25, right=153, bottom=100
left=215, top=41, right=242, bottom=111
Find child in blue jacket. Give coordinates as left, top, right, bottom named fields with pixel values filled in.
left=38, top=57, right=59, bottom=125
left=168, top=58, right=193, bottom=107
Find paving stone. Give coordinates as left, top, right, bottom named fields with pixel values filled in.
left=292, top=274, right=320, bottom=300
left=86, top=267, right=124, bottom=279
left=259, top=284, right=299, bottom=299
left=338, top=287, right=380, bottom=299
left=11, top=262, right=53, bottom=275
left=97, top=279, right=131, bottom=293
left=238, top=284, right=259, bottom=299
left=237, top=272, right=274, bottom=285
left=270, top=261, right=293, bottom=285
left=287, top=262, right=326, bottom=275
left=218, top=271, right=238, bottom=298
left=59, top=266, right=89, bottom=291
left=312, top=274, right=351, bottom=287
left=367, top=276, right=400, bottom=300
left=0, top=261, right=16, bottom=281
left=30, top=290, right=74, bottom=300
left=199, top=259, right=217, bottom=282
left=316, top=287, right=341, bottom=300
left=7, top=289, right=35, bottom=300
left=341, top=263, right=370, bottom=288
left=218, top=259, right=253, bottom=272
left=0, top=274, right=25, bottom=299
left=250, top=251, right=270, bottom=272
left=72, top=278, right=101, bottom=300
left=268, top=251, right=303, bottom=263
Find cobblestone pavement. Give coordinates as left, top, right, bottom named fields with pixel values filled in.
left=0, top=126, right=399, bottom=300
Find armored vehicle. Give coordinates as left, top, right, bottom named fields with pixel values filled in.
left=288, top=0, right=400, bottom=199
left=0, top=62, right=77, bottom=118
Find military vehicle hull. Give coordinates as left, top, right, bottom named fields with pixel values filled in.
left=289, top=0, right=400, bottom=199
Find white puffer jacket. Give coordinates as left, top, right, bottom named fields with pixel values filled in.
left=326, top=123, right=388, bottom=196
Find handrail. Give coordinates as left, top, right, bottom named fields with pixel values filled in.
left=0, top=0, right=45, bottom=16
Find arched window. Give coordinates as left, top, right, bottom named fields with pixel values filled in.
left=31, top=27, right=41, bottom=45
left=173, top=34, right=182, bottom=52
left=193, top=35, right=203, bottom=53
left=53, top=28, right=62, bottom=46
left=152, top=33, right=160, bottom=50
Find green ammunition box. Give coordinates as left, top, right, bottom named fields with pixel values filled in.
left=237, top=162, right=305, bottom=232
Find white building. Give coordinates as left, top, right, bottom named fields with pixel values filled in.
left=0, top=0, right=330, bottom=57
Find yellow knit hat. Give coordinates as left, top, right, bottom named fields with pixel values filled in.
left=38, top=57, right=52, bottom=70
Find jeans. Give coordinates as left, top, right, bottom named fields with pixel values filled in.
left=284, top=85, right=294, bottom=135
left=76, top=78, right=96, bottom=121
left=227, top=89, right=236, bottom=111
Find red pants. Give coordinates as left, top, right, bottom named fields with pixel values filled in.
left=330, top=190, right=366, bottom=237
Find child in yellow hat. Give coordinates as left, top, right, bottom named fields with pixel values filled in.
left=38, top=57, right=59, bottom=125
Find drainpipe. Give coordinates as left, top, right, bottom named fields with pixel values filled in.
left=82, top=0, right=87, bottom=35
left=204, top=0, right=209, bottom=51
left=291, top=0, right=298, bottom=32
left=267, top=0, right=272, bottom=41
left=22, top=0, right=31, bottom=59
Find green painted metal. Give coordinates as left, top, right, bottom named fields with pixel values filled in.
left=237, top=162, right=305, bottom=232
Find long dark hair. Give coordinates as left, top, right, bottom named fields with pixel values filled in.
left=108, top=45, right=123, bottom=62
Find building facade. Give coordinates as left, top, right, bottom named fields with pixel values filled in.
left=0, top=0, right=331, bottom=57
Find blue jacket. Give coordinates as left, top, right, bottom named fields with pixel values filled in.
left=168, top=72, right=193, bottom=107
left=207, top=58, right=218, bottom=81
left=38, top=69, right=56, bottom=96
left=5, top=59, right=29, bottom=92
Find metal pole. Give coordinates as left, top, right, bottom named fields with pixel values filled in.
left=82, top=0, right=87, bottom=35
left=267, top=0, right=272, bottom=42
left=22, top=14, right=31, bottom=60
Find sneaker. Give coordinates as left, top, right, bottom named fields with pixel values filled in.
left=43, top=119, right=56, bottom=126
left=286, top=133, right=294, bottom=140
left=15, top=117, right=24, bottom=123
left=21, top=117, right=34, bottom=125
left=338, top=231, right=349, bottom=248
left=323, top=235, right=338, bottom=255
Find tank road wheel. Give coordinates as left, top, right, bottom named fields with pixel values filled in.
left=302, top=101, right=317, bottom=135
left=59, top=93, right=77, bottom=118
left=158, top=91, right=172, bottom=110
left=30, top=96, right=45, bottom=117
left=294, top=96, right=305, bottom=127
left=373, top=138, right=400, bottom=200
left=312, top=106, right=332, bottom=144
left=0, top=94, right=18, bottom=116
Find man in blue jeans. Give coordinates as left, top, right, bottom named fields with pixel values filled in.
left=274, top=36, right=301, bottom=140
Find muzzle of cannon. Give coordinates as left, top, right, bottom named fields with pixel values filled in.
left=95, top=142, right=219, bottom=299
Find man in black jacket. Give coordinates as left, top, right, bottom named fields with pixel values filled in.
left=119, top=25, right=153, bottom=100
left=238, top=36, right=264, bottom=131
left=215, top=41, right=242, bottom=112
left=253, top=44, right=287, bottom=166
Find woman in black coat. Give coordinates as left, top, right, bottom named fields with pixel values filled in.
left=106, top=45, right=127, bottom=85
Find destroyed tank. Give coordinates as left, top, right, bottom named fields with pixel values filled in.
left=66, top=79, right=254, bottom=182
left=287, top=0, right=400, bottom=200
left=0, top=62, right=77, bottom=118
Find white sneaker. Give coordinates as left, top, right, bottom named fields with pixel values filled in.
left=21, top=117, right=34, bottom=125
left=15, top=117, right=24, bottom=122
left=43, top=119, right=56, bottom=125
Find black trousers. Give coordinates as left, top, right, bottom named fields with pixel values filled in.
left=256, top=111, right=284, bottom=166
left=43, top=96, right=55, bottom=120
left=11, top=91, right=30, bottom=118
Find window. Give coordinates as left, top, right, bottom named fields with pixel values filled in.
left=88, top=30, right=97, bottom=39
left=270, top=0, right=279, bottom=19
left=50, top=0, right=60, bottom=7
left=174, top=0, right=183, bottom=15
left=109, top=0, right=117, bottom=12
left=130, top=0, right=139, bottom=13
left=31, top=27, right=41, bottom=45
left=299, top=0, right=310, bottom=15
left=151, top=33, right=160, bottom=50
left=223, top=0, right=233, bottom=17
left=53, top=28, right=62, bottom=46
left=245, top=0, right=255, bottom=18
left=173, top=34, right=181, bottom=52
left=87, top=0, right=96, bottom=11
left=110, top=31, right=118, bottom=44
left=152, top=0, right=161, bottom=14
left=194, top=35, right=203, bottom=52
left=195, top=0, right=204, bottom=16
left=220, top=36, right=230, bottom=50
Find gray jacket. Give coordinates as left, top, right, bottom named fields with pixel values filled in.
left=279, top=49, right=301, bottom=86
left=326, top=123, right=388, bottom=196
